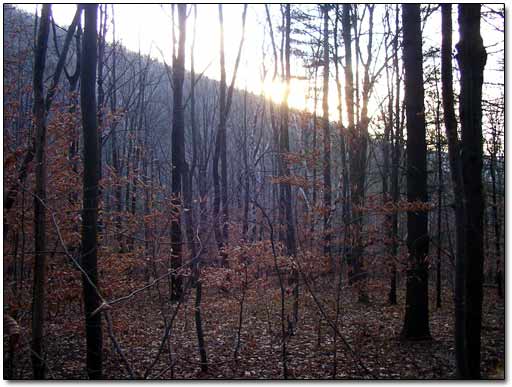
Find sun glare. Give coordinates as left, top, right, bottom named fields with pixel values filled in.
left=261, top=77, right=313, bottom=114
left=262, top=78, right=285, bottom=104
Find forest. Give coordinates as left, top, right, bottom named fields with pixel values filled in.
left=2, top=3, right=505, bottom=380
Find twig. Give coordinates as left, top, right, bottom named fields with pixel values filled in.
left=104, top=311, right=137, bottom=378
left=294, top=256, right=377, bottom=378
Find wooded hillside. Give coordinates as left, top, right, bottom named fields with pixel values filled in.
left=3, top=4, right=504, bottom=380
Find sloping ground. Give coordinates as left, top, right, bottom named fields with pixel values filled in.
left=4, top=280, right=504, bottom=379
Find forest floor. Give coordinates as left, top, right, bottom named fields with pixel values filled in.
left=5, top=278, right=505, bottom=380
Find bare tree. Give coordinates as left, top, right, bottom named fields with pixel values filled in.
left=279, top=4, right=298, bottom=324
left=487, top=104, right=503, bottom=299
left=321, top=5, right=332, bottom=267
left=457, top=4, right=487, bottom=378
left=31, top=4, right=51, bottom=379
left=80, top=4, right=103, bottom=378
left=342, top=4, right=369, bottom=303
left=170, top=4, right=187, bottom=302
left=400, top=3, right=430, bottom=340
left=440, top=4, right=467, bottom=375
left=212, top=4, right=247, bottom=265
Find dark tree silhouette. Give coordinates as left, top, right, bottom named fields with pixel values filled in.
left=212, top=4, right=247, bottom=265
left=441, top=3, right=467, bottom=376
left=321, top=5, right=331, bottom=265
left=169, top=4, right=187, bottom=302
left=80, top=4, right=103, bottom=379
left=31, top=4, right=51, bottom=379
left=457, top=4, right=487, bottom=378
left=400, top=3, right=431, bottom=340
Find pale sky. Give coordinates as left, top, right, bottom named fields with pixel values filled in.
left=16, top=4, right=283, bottom=99
left=14, top=4, right=504, bottom=127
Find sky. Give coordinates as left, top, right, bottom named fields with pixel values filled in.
left=14, top=4, right=504, bottom=127
left=16, top=4, right=290, bottom=102
left=13, top=4, right=379, bottom=117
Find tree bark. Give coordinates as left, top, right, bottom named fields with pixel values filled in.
left=170, top=4, right=187, bottom=302
left=342, top=3, right=355, bottom=279
left=80, top=4, right=103, bottom=379
left=242, top=88, right=250, bottom=239
left=212, top=5, right=226, bottom=263
left=389, top=5, right=401, bottom=306
left=212, top=5, right=247, bottom=266
left=441, top=4, right=468, bottom=376
left=457, top=4, right=487, bottom=378
left=109, top=6, right=124, bottom=252
left=436, top=99, right=443, bottom=310
left=333, top=6, right=350, bottom=259
left=400, top=4, right=431, bottom=340
left=194, top=280, right=208, bottom=372
left=343, top=5, right=368, bottom=303
left=489, top=124, right=503, bottom=299
left=384, top=5, right=399, bottom=306
left=96, top=5, right=107, bottom=220
left=31, top=4, right=51, bottom=379
left=321, top=5, right=332, bottom=268
left=279, top=4, right=299, bottom=324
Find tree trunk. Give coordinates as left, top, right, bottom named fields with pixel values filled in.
left=213, top=5, right=247, bottom=266
left=109, top=7, right=123, bottom=252
left=279, top=5, right=299, bottom=324
left=170, top=4, right=187, bottom=302
left=213, top=5, right=228, bottom=265
left=321, top=5, right=332, bottom=268
left=343, top=5, right=368, bottom=303
left=80, top=4, right=103, bottom=379
left=390, top=4, right=401, bottom=307
left=390, top=5, right=402, bottom=307
left=436, top=103, right=443, bottom=310
left=400, top=4, right=430, bottom=340
left=194, top=281, right=208, bottom=372
left=342, top=3, right=355, bottom=279
left=97, top=5, right=107, bottom=190
left=242, top=88, right=250, bottom=239
left=384, top=5, right=399, bottom=306
left=457, top=4, right=487, bottom=378
left=185, top=4, right=198, bottom=273
left=441, top=4, right=467, bottom=376
left=333, top=5, right=350, bottom=281
left=31, top=4, right=51, bottom=379
left=489, top=117, right=503, bottom=299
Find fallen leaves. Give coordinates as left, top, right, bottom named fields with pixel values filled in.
left=4, top=278, right=504, bottom=379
